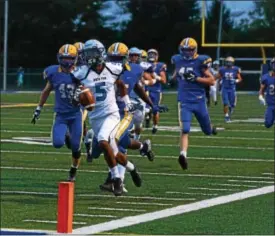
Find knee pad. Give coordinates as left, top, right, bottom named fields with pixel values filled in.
left=72, top=150, right=81, bottom=159
left=133, top=110, right=144, bottom=127
left=52, top=140, right=63, bottom=149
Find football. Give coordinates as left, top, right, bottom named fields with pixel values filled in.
left=78, top=85, right=95, bottom=111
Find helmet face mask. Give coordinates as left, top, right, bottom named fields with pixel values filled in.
left=179, top=37, right=198, bottom=60
left=84, top=47, right=104, bottom=67
left=128, top=47, right=141, bottom=63
left=180, top=47, right=196, bottom=60
left=148, top=51, right=158, bottom=62
left=225, top=57, right=235, bottom=67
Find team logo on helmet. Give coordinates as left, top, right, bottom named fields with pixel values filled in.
left=57, top=44, right=78, bottom=69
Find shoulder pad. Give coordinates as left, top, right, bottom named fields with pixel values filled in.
left=43, top=65, right=59, bottom=80
left=198, top=55, right=212, bottom=69
left=71, top=65, right=89, bottom=80
left=105, top=62, right=124, bottom=76
left=171, top=54, right=181, bottom=64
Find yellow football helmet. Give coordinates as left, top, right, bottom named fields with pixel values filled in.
left=73, top=42, right=85, bottom=65
left=57, top=44, right=78, bottom=69
left=107, top=42, right=128, bottom=57
left=141, top=50, right=148, bottom=59
left=147, top=49, right=158, bottom=62
left=225, top=56, right=235, bottom=67
left=179, top=37, right=198, bottom=60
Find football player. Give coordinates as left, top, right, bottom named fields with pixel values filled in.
left=140, top=49, right=148, bottom=62
left=99, top=43, right=157, bottom=193
left=210, top=60, right=220, bottom=105
left=216, top=56, right=243, bottom=122
left=145, top=49, right=167, bottom=134
left=171, top=37, right=217, bottom=170
left=72, top=39, right=141, bottom=196
left=31, top=44, right=83, bottom=181
left=128, top=47, right=156, bottom=140
left=259, top=57, right=275, bottom=128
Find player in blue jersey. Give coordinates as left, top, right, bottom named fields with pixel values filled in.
left=259, top=57, right=275, bottom=128
left=171, top=37, right=217, bottom=170
left=216, top=56, right=243, bottom=122
left=146, top=49, right=167, bottom=134
left=31, top=44, right=83, bottom=181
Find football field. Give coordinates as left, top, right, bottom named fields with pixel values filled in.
left=1, top=92, right=274, bottom=235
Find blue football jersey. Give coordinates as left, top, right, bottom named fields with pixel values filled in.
left=117, top=62, right=143, bottom=112
left=219, top=66, right=241, bottom=89
left=171, top=54, right=212, bottom=103
left=146, top=62, right=167, bottom=93
left=261, top=72, right=275, bottom=106
left=43, top=65, right=80, bottom=113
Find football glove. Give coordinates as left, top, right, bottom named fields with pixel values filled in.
left=259, top=95, right=266, bottom=106
left=183, top=71, right=198, bottom=82
left=126, top=103, right=141, bottom=113
left=73, top=86, right=82, bottom=103
left=31, top=106, right=42, bottom=124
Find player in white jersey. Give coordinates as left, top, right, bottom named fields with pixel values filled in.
left=72, top=39, right=141, bottom=196
left=210, top=60, right=220, bottom=105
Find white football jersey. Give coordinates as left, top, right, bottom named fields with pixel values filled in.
left=72, top=62, right=123, bottom=119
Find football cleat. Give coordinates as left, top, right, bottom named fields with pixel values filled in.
left=113, top=178, right=123, bottom=196
left=225, top=116, right=231, bottom=123
left=152, top=126, right=158, bottom=134
left=122, top=184, right=128, bottom=193
left=212, top=126, right=218, bottom=135
left=140, top=139, right=154, bottom=161
left=68, top=167, right=77, bottom=182
left=178, top=154, right=188, bottom=170
left=130, top=167, right=142, bottom=187
left=99, top=172, right=113, bottom=192
left=85, top=141, right=93, bottom=162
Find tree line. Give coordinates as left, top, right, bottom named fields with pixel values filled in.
left=1, top=0, right=274, bottom=70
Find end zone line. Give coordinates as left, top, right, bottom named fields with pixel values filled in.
left=72, top=185, right=274, bottom=235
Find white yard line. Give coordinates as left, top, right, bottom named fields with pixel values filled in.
left=209, top=183, right=257, bottom=188
left=0, top=191, right=192, bottom=201
left=23, top=219, right=86, bottom=225
left=1, top=150, right=274, bottom=163
left=262, top=173, right=275, bottom=176
left=166, top=191, right=218, bottom=196
left=153, top=143, right=273, bottom=150
left=115, top=201, right=173, bottom=206
left=72, top=186, right=275, bottom=234
left=88, top=207, right=146, bottom=212
left=74, top=214, right=115, bottom=218
left=1, top=166, right=273, bottom=180
left=228, top=180, right=274, bottom=184
left=188, top=187, right=239, bottom=191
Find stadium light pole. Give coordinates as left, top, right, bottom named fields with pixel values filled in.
left=3, top=0, right=9, bottom=91
left=216, top=0, right=223, bottom=61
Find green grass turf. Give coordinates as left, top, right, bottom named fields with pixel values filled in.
left=0, top=93, right=274, bottom=234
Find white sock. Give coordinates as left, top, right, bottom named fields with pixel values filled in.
left=139, top=143, right=144, bottom=150
left=125, top=161, right=135, bottom=171
left=153, top=125, right=158, bottom=129
left=118, top=164, right=126, bottom=182
left=110, top=166, right=120, bottom=179
left=180, top=150, right=187, bottom=158
left=225, top=113, right=229, bottom=117
left=71, top=164, right=78, bottom=169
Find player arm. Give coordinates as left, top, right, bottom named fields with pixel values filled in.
left=236, top=71, right=243, bottom=83
left=133, top=83, right=153, bottom=107
left=37, top=81, right=53, bottom=107
left=142, top=72, right=156, bottom=86
left=259, top=83, right=266, bottom=97
left=115, top=78, right=132, bottom=107
left=197, top=69, right=215, bottom=86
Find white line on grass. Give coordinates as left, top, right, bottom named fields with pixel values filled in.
left=209, top=183, right=257, bottom=188
left=72, top=186, right=275, bottom=234
left=188, top=187, right=239, bottom=191
left=1, top=166, right=274, bottom=180
left=153, top=143, right=273, bottom=150
left=0, top=191, right=193, bottom=201
left=2, top=150, right=274, bottom=163
left=88, top=207, right=146, bottom=212
left=75, top=214, right=116, bottom=218
left=23, top=219, right=87, bottom=225
left=115, top=201, right=173, bottom=206
left=262, top=173, right=275, bottom=176
left=166, top=191, right=218, bottom=196
left=228, top=180, right=274, bottom=184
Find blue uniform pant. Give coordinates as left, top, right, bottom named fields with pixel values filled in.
left=265, top=105, right=275, bottom=128
left=180, top=101, right=212, bottom=135
left=148, top=91, right=162, bottom=114
left=222, top=88, right=236, bottom=108
left=52, top=111, right=83, bottom=152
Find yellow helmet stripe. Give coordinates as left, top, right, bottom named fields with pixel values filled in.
left=114, top=43, right=120, bottom=54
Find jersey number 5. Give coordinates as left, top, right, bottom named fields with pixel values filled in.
left=95, top=82, right=107, bottom=102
